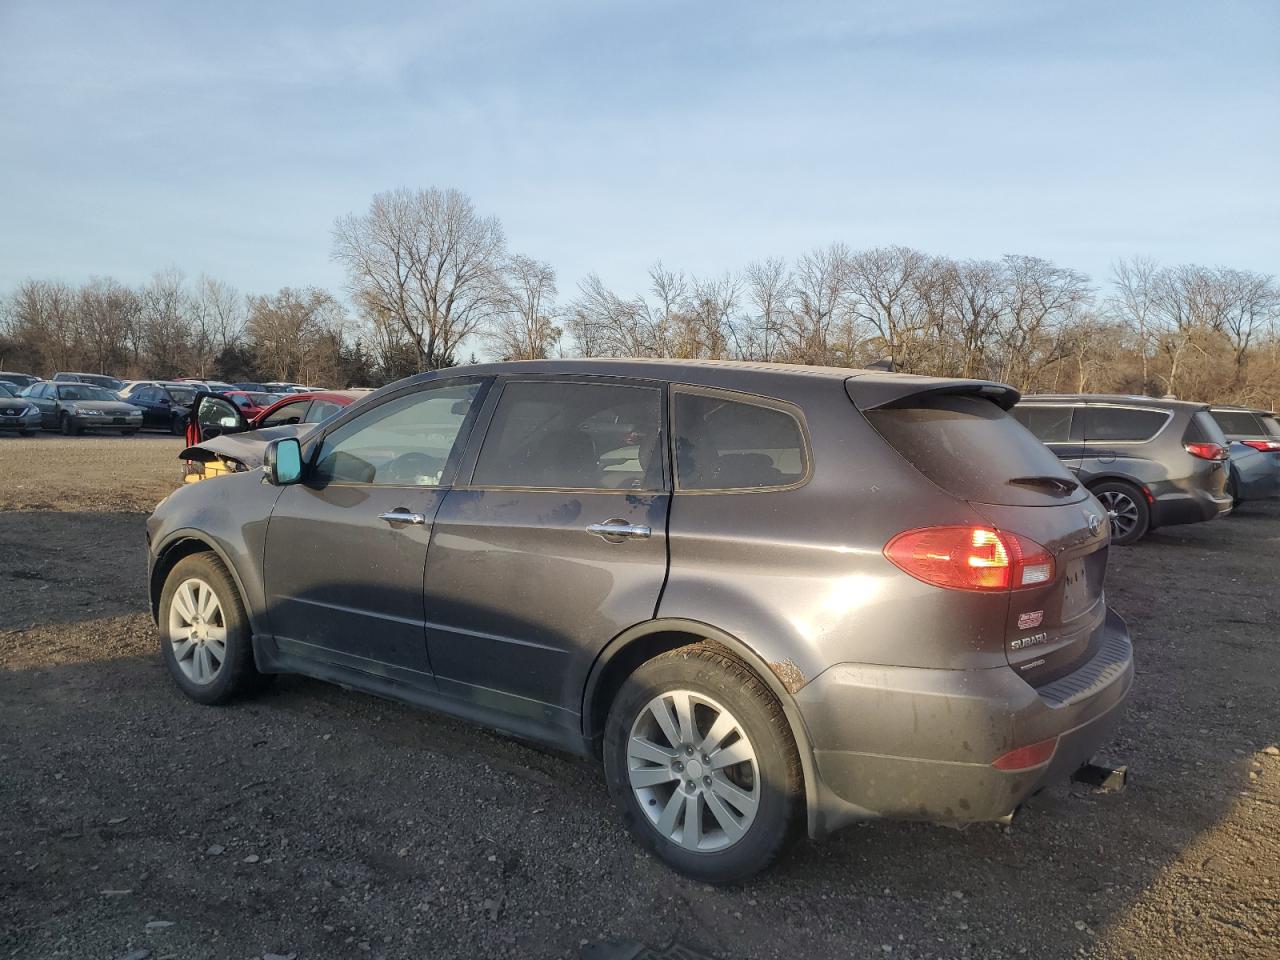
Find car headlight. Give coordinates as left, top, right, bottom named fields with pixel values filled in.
left=24, top=404, right=39, bottom=416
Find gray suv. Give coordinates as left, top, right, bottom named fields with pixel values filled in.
left=1012, top=395, right=1233, bottom=544
left=147, top=361, right=1134, bottom=881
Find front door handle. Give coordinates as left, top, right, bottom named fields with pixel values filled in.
left=586, top=519, right=652, bottom=542
left=379, top=509, right=427, bottom=526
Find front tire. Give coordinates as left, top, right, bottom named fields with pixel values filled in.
left=60, top=414, right=80, bottom=436
left=1093, top=481, right=1150, bottom=545
left=603, top=644, right=802, bottom=883
left=159, top=553, right=270, bottom=705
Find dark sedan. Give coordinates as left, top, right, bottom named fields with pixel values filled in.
left=118, top=381, right=199, bottom=434
left=0, top=384, right=41, bottom=434
left=23, top=381, right=143, bottom=435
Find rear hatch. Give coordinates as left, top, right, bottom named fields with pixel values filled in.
left=853, top=381, right=1110, bottom=688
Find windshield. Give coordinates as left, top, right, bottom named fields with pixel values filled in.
left=0, top=383, right=15, bottom=397
left=58, top=385, right=119, bottom=402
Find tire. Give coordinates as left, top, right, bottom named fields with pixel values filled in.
left=60, top=413, right=80, bottom=436
left=159, top=552, right=271, bottom=705
left=122, top=429, right=138, bottom=436
left=603, top=643, right=802, bottom=883
left=1092, top=481, right=1150, bottom=545
left=20, top=430, right=35, bottom=436
left=171, top=414, right=186, bottom=436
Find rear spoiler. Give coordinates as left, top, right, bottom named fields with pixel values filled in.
left=844, top=373, right=1021, bottom=412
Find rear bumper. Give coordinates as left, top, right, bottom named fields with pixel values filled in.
left=795, top=608, right=1134, bottom=834
left=1149, top=484, right=1232, bottom=528
left=1231, top=460, right=1280, bottom=502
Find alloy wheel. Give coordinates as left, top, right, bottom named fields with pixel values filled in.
left=167, top=577, right=227, bottom=685
left=1098, top=490, right=1139, bottom=540
left=627, top=689, right=760, bottom=853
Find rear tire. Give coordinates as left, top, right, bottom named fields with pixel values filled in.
left=171, top=414, right=186, bottom=436
left=603, top=643, right=802, bottom=883
left=159, top=553, right=271, bottom=705
left=1092, top=481, right=1150, bottom=545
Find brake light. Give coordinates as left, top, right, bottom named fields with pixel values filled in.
left=1240, top=439, right=1280, bottom=453
left=992, top=736, right=1058, bottom=771
left=1184, top=442, right=1228, bottom=461
left=884, top=526, right=1056, bottom=592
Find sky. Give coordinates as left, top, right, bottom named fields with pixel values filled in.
left=1, top=0, right=1277, bottom=308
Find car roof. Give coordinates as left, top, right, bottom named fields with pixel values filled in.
left=1210, top=404, right=1274, bottom=416
left=1021, top=393, right=1208, bottom=412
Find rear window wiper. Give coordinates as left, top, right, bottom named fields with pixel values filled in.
left=1008, top=475, right=1079, bottom=494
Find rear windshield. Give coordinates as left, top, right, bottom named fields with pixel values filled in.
left=1210, top=410, right=1264, bottom=436
left=1183, top=411, right=1230, bottom=445
left=865, top=394, right=1080, bottom=505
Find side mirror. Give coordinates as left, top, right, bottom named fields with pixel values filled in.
left=264, top=438, right=303, bottom=486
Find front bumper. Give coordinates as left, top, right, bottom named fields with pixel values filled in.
left=73, top=413, right=143, bottom=431
left=0, top=410, right=41, bottom=431
left=795, top=608, right=1134, bottom=833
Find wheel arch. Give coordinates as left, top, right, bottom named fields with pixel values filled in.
left=581, top=617, right=825, bottom=838
left=150, top=531, right=257, bottom=633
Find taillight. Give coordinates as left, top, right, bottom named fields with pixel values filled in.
left=992, top=736, right=1058, bottom=771
left=1184, top=442, right=1228, bottom=461
left=884, top=526, right=1056, bottom=593
left=1240, top=439, right=1280, bottom=453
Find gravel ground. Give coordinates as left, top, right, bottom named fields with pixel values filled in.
left=0, top=442, right=1277, bottom=960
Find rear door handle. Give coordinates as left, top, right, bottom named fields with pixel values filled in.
left=379, top=509, right=427, bottom=525
left=586, top=519, right=652, bottom=542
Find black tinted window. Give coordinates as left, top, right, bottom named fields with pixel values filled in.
left=867, top=394, right=1076, bottom=506
left=473, top=381, right=663, bottom=490
left=674, top=392, right=806, bottom=490
left=1261, top=416, right=1280, bottom=439
left=260, top=401, right=306, bottom=427
left=1011, top=405, right=1073, bottom=443
left=1084, top=407, right=1169, bottom=442
left=1183, top=411, right=1229, bottom=446
left=1210, top=410, right=1264, bottom=436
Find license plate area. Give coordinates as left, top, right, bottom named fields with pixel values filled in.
left=1061, top=558, right=1091, bottom=620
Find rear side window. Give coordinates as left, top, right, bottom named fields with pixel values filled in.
left=1183, top=411, right=1229, bottom=446
left=1083, top=406, right=1169, bottom=442
left=472, top=380, right=663, bottom=490
left=1210, top=410, right=1264, bottom=436
left=1261, top=415, right=1280, bottom=439
left=674, top=391, right=807, bottom=491
left=1010, top=404, right=1073, bottom=443
left=866, top=395, right=1075, bottom=506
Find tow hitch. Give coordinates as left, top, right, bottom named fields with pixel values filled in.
left=1071, top=758, right=1128, bottom=793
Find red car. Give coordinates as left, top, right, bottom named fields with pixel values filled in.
left=223, top=390, right=281, bottom=420
left=184, top=390, right=363, bottom=448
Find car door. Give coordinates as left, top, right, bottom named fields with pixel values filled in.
left=1011, top=403, right=1083, bottom=473
left=424, top=376, right=671, bottom=738
left=135, top=387, right=163, bottom=428
left=31, top=383, right=58, bottom=427
left=1079, top=404, right=1170, bottom=477
left=189, top=392, right=249, bottom=445
left=260, top=378, right=490, bottom=685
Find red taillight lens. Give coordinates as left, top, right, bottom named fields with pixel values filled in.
left=992, top=736, right=1058, bottom=771
left=884, top=526, right=1055, bottom=593
left=1240, top=439, right=1280, bottom=452
left=1184, top=442, right=1227, bottom=461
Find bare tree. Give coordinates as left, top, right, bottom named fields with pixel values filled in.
left=490, top=255, right=561, bottom=360
left=78, top=277, right=138, bottom=375
left=745, top=258, right=791, bottom=361
left=333, top=188, right=506, bottom=370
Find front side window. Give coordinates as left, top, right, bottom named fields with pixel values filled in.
left=1010, top=404, right=1074, bottom=443
left=260, top=400, right=307, bottom=427
left=471, top=380, right=663, bottom=490
left=313, top=381, right=482, bottom=486
left=1084, top=406, right=1170, bottom=442
left=307, top=399, right=344, bottom=422
left=674, top=391, right=807, bottom=491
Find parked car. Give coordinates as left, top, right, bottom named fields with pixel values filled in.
left=0, top=386, right=41, bottom=434
left=0, top=371, right=40, bottom=390
left=262, top=381, right=313, bottom=394
left=52, top=371, right=126, bottom=393
left=220, top=390, right=280, bottom=419
left=1208, top=405, right=1280, bottom=504
left=149, top=360, right=1133, bottom=881
left=117, top=381, right=200, bottom=434
left=180, top=390, right=362, bottom=481
left=1011, top=394, right=1232, bottom=544
left=173, top=377, right=237, bottom=394
left=23, top=381, right=143, bottom=435
left=232, top=381, right=270, bottom=392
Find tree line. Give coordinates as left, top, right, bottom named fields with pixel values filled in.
left=3, top=186, right=1278, bottom=407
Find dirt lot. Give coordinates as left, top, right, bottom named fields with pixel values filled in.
left=1, top=435, right=1277, bottom=960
